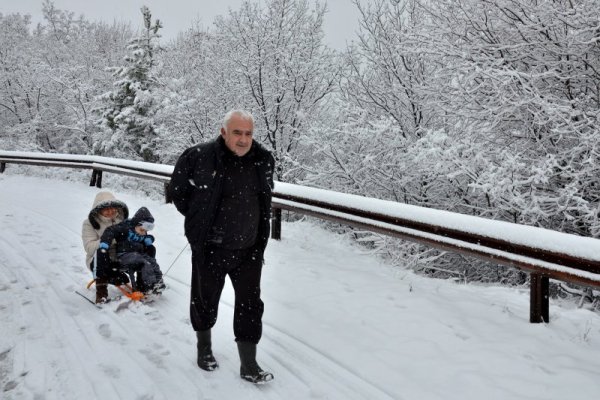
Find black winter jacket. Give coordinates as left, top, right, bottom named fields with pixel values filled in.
left=100, top=207, right=155, bottom=255
left=169, top=136, right=275, bottom=255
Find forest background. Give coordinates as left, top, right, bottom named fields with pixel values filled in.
left=1, top=0, right=600, bottom=303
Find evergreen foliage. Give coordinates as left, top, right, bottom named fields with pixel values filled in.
left=97, top=6, right=162, bottom=162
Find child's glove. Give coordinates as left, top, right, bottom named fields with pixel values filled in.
left=143, top=236, right=154, bottom=246
left=98, top=242, right=110, bottom=252
left=127, top=231, right=144, bottom=242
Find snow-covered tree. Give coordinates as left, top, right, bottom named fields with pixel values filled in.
left=34, top=1, right=133, bottom=154
left=97, top=6, right=162, bottom=162
left=152, top=25, right=225, bottom=164
left=315, top=0, right=446, bottom=207
left=0, top=12, right=33, bottom=130
left=0, top=1, right=132, bottom=153
left=215, top=0, right=340, bottom=181
left=304, top=0, right=600, bottom=284
left=418, top=0, right=600, bottom=235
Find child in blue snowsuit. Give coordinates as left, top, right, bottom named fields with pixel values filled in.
left=98, top=207, right=165, bottom=293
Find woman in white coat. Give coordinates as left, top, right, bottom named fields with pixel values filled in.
left=82, top=191, right=129, bottom=303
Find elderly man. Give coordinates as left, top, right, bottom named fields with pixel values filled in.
left=170, top=110, right=275, bottom=383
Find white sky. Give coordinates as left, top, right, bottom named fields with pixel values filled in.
left=1, top=174, right=600, bottom=399
left=0, top=0, right=362, bottom=49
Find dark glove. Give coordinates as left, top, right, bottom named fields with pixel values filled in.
left=145, top=245, right=156, bottom=258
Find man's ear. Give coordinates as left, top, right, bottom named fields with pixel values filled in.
left=220, top=127, right=226, bottom=137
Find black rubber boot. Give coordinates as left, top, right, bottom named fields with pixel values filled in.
left=237, top=342, right=274, bottom=384
left=196, top=330, right=218, bottom=371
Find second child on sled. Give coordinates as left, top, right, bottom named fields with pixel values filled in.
left=97, top=206, right=166, bottom=298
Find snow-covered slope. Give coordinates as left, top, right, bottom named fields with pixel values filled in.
left=1, top=175, right=599, bottom=400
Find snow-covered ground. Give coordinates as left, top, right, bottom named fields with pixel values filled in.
left=1, top=174, right=599, bottom=400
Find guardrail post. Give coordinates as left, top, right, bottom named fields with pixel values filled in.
left=89, top=169, right=97, bottom=187
left=89, top=169, right=103, bottom=188
left=530, top=272, right=549, bottom=323
left=271, top=207, right=281, bottom=240
left=0, top=162, right=5, bottom=173
left=164, top=182, right=172, bottom=203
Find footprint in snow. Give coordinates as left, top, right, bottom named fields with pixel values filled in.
left=65, top=305, right=80, bottom=317
left=99, top=363, right=120, bottom=379
left=0, top=348, right=11, bottom=361
left=3, top=380, right=18, bottom=392
left=69, top=265, right=82, bottom=273
left=139, top=347, right=167, bottom=370
left=98, top=323, right=111, bottom=339
left=98, top=324, right=128, bottom=345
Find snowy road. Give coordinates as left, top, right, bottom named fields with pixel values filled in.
left=1, top=175, right=600, bottom=399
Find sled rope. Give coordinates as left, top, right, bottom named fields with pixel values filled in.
left=163, top=243, right=189, bottom=277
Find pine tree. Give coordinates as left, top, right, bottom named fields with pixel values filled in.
left=97, top=6, right=162, bottom=162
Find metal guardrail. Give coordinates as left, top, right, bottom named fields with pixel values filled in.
left=0, top=151, right=173, bottom=200
left=2, top=150, right=600, bottom=323
left=0, top=151, right=172, bottom=181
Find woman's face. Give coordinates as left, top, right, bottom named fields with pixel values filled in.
left=99, top=206, right=118, bottom=219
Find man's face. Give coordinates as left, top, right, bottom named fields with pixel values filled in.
left=221, top=114, right=254, bottom=157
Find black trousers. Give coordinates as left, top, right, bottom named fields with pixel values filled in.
left=190, top=245, right=264, bottom=343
